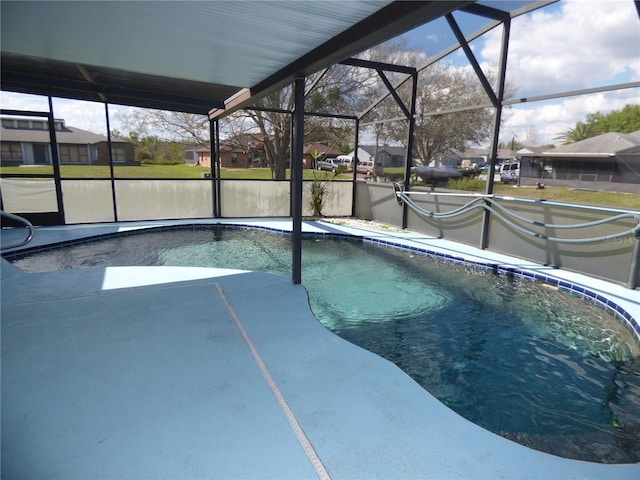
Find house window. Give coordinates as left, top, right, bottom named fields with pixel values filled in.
left=17, top=120, right=29, bottom=129
left=1, top=142, right=22, bottom=160
left=31, top=121, right=46, bottom=130
left=231, top=152, right=238, bottom=164
left=2, top=119, right=15, bottom=128
left=59, top=144, right=89, bottom=163
left=111, top=145, right=127, bottom=163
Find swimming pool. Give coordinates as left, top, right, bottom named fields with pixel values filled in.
left=6, top=224, right=640, bottom=464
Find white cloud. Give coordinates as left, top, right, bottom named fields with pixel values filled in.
left=481, top=0, right=640, bottom=97
left=0, top=92, right=129, bottom=134
left=425, top=33, right=439, bottom=43
left=501, top=88, right=639, bottom=145
left=475, top=0, right=640, bottom=146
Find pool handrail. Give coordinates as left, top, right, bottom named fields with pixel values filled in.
left=1, top=210, right=35, bottom=250
left=393, top=183, right=640, bottom=288
left=396, top=186, right=640, bottom=215
left=394, top=186, right=640, bottom=240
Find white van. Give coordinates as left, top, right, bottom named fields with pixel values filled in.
left=336, top=155, right=353, bottom=170
left=317, top=155, right=352, bottom=172
left=500, top=162, right=519, bottom=183
left=357, top=159, right=374, bottom=174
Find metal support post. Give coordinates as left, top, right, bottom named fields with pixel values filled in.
left=104, top=103, right=118, bottom=222
left=628, top=233, right=640, bottom=289
left=479, top=16, right=510, bottom=249
left=47, top=96, right=65, bottom=224
left=209, top=119, right=218, bottom=217
left=291, top=78, right=305, bottom=285
left=402, top=71, right=418, bottom=229
left=351, top=118, right=359, bottom=217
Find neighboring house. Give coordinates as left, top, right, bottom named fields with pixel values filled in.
left=194, top=146, right=212, bottom=168
left=184, top=146, right=201, bottom=165
left=195, top=134, right=268, bottom=169
left=459, top=148, right=488, bottom=168
left=348, top=145, right=407, bottom=168
left=519, top=131, right=640, bottom=193
left=0, top=117, right=135, bottom=166
left=302, top=143, right=343, bottom=169
left=350, top=145, right=517, bottom=170
left=517, top=146, right=547, bottom=158
left=447, top=148, right=516, bottom=169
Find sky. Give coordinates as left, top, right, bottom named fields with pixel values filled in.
left=403, top=0, right=640, bottom=145
left=1, top=0, right=638, bottom=147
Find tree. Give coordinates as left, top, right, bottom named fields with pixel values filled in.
left=239, top=89, right=293, bottom=180
left=356, top=41, right=430, bottom=156
left=587, top=104, right=640, bottom=135
left=500, top=127, right=542, bottom=150
left=402, top=63, right=502, bottom=165
left=555, top=104, right=640, bottom=144
left=128, top=132, right=185, bottom=165
left=304, top=66, right=371, bottom=152
left=499, top=137, right=524, bottom=151
left=519, top=127, right=541, bottom=148
left=233, top=61, right=381, bottom=180
left=555, top=121, right=597, bottom=145
left=118, top=108, right=209, bottom=146
left=354, top=40, right=511, bottom=167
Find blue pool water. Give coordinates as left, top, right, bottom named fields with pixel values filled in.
left=7, top=226, right=640, bottom=464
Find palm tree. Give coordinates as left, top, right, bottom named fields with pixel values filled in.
left=554, top=121, right=596, bottom=145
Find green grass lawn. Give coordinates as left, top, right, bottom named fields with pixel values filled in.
left=489, top=184, right=640, bottom=210
left=382, top=167, right=640, bottom=209
left=2, top=164, right=637, bottom=209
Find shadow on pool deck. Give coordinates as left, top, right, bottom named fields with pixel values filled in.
left=1, top=219, right=639, bottom=479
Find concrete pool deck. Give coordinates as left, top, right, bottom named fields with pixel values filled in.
left=2, top=218, right=639, bottom=479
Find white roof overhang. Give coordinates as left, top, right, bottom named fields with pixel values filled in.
left=1, top=0, right=471, bottom=115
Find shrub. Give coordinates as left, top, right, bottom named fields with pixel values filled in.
left=308, top=174, right=328, bottom=216
left=447, top=176, right=485, bottom=191
left=140, top=156, right=183, bottom=165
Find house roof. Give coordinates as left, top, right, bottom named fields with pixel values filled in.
left=460, top=148, right=515, bottom=159
left=0, top=1, right=472, bottom=116
left=358, top=144, right=407, bottom=157
left=459, top=148, right=488, bottom=159
left=303, top=144, right=344, bottom=157
left=543, top=131, right=640, bottom=157
left=1, top=123, right=129, bottom=145
left=517, top=146, right=547, bottom=155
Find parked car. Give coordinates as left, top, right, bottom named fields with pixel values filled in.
left=317, top=155, right=352, bottom=172
left=336, top=155, right=353, bottom=170
left=316, top=157, right=340, bottom=171
left=500, top=162, right=519, bottom=183
left=356, top=159, right=375, bottom=175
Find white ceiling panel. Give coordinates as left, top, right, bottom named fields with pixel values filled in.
left=1, top=0, right=472, bottom=114
left=2, top=1, right=392, bottom=87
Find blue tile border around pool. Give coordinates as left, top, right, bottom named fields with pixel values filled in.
left=3, top=221, right=640, bottom=345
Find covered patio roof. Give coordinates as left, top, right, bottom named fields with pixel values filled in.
left=1, top=0, right=472, bottom=115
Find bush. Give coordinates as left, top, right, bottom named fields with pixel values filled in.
left=447, top=176, right=485, bottom=191
left=308, top=174, right=328, bottom=216
left=381, top=171, right=405, bottom=182
left=140, top=157, right=183, bottom=165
